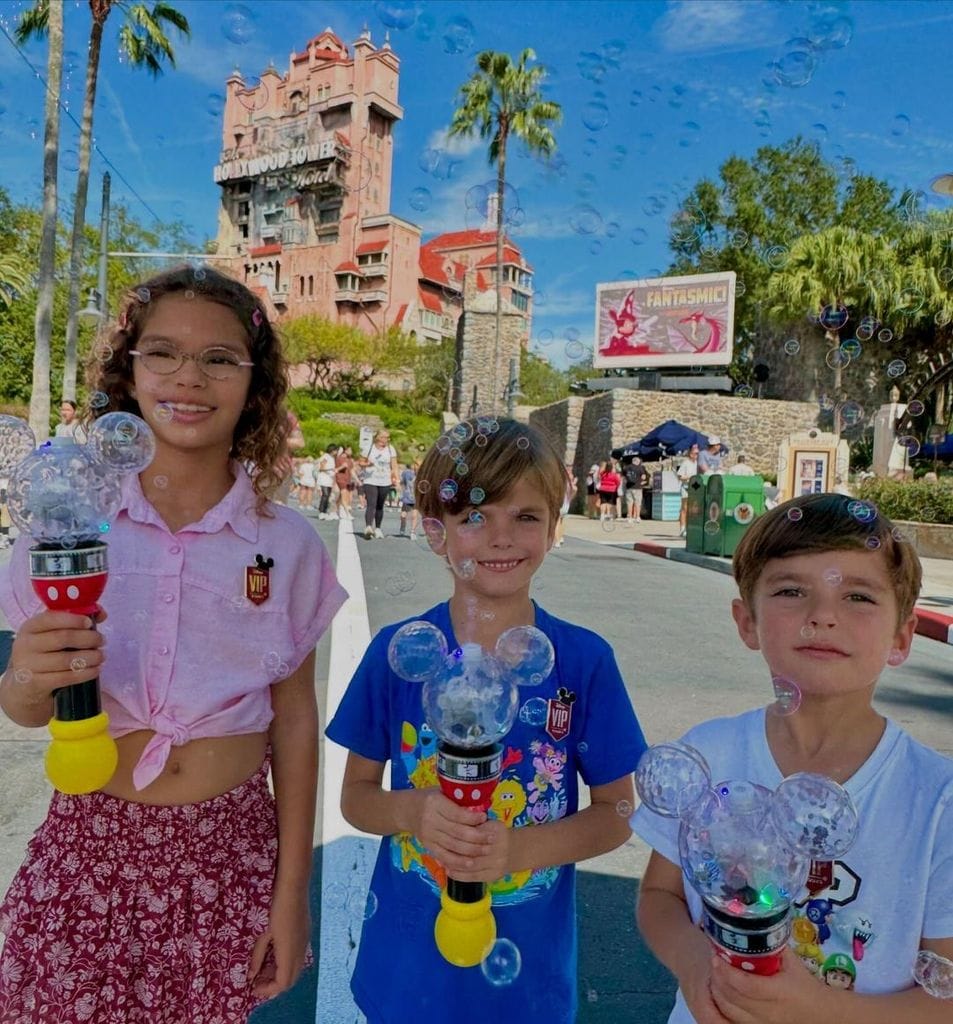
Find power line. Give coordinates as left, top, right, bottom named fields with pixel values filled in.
left=0, top=16, right=164, bottom=224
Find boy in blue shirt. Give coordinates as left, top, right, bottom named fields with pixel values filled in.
left=632, top=493, right=953, bottom=1023
left=327, top=417, right=647, bottom=1022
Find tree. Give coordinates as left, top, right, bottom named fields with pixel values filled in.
left=519, top=349, right=568, bottom=406
left=666, top=137, right=900, bottom=372
left=16, top=0, right=190, bottom=403
left=410, top=337, right=457, bottom=414
left=449, top=48, right=560, bottom=411
left=28, top=0, right=64, bottom=441
left=280, top=316, right=416, bottom=399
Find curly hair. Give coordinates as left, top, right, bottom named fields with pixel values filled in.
left=82, top=265, right=290, bottom=509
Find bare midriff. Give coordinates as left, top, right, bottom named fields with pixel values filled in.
left=99, top=730, right=269, bottom=805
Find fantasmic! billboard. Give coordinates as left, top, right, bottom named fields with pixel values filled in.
left=593, top=271, right=736, bottom=369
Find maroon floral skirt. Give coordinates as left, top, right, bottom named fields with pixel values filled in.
left=0, top=762, right=278, bottom=1024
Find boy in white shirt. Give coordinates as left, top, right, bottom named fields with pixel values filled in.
left=632, top=492, right=953, bottom=1024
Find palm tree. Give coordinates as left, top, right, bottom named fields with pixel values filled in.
left=16, top=0, right=190, bottom=403
left=449, top=48, right=560, bottom=412
left=765, top=225, right=899, bottom=399
left=0, top=252, right=32, bottom=308
left=29, top=0, right=63, bottom=441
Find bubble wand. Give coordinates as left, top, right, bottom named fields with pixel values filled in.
left=1, top=414, right=156, bottom=794
left=636, top=741, right=859, bottom=975
left=388, top=620, right=553, bottom=967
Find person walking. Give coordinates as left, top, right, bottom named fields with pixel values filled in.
left=335, top=445, right=354, bottom=519
left=316, top=444, right=337, bottom=519
left=676, top=443, right=699, bottom=538
left=360, top=429, right=398, bottom=539
left=622, top=455, right=650, bottom=524
left=598, top=459, right=621, bottom=522
left=586, top=462, right=601, bottom=518
left=398, top=459, right=419, bottom=539
left=296, top=454, right=316, bottom=511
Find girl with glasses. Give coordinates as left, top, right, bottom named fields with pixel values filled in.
left=0, top=266, right=347, bottom=1023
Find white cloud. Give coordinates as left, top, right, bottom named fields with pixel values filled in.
left=654, top=0, right=777, bottom=54
left=425, top=126, right=483, bottom=159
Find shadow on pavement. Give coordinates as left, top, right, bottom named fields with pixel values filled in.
left=251, top=854, right=676, bottom=1024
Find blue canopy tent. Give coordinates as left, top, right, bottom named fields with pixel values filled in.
left=611, top=419, right=725, bottom=462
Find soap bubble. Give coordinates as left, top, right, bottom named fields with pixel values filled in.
left=878, top=328, right=894, bottom=343
left=826, top=349, right=850, bottom=370
left=449, top=557, right=475, bottom=580
left=636, top=741, right=711, bottom=818
left=439, top=479, right=458, bottom=502
left=769, top=676, right=801, bottom=716
left=771, top=773, right=858, bottom=859
left=519, top=696, right=549, bottom=727
left=409, top=187, right=431, bottom=212
left=616, top=799, right=633, bottom=818
left=838, top=401, right=864, bottom=428
left=90, top=391, right=110, bottom=410
left=13, top=668, right=32, bottom=686
left=481, top=938, right=521, bottom=987
left=0, top=416, right=36, bottom=473
left=787, top=507, right=804, bottom=523
left=899, top=435, right=921, bottom=457
left=469, top=487, right=486, bottom=505
left=442, top=15, right=474, bottom=54
left=495, top=626, right=555, bottom=685
left=800, top=625, right=816, bottom=640
left=387, top=621, right=448, bottom=682
left=417, top=518, right=446, bottom=552
left=221, top=3, right=255, bottom=44
left=769, top=49, right=816, bottom=88
left=376, top=1, right=418, bottom=30
left=69, top=656, right=88, bottom=672
left=87, top=413, right=156, bottom=473
left=914, top=950, right=953, bottom=999
left=822, top=568, right=843, bottom=586
left=840, top=337, right=862, bottom=358
left=847, top=500, right=877, bottom=523
left=783, top=338, right=800, bottom=356
left=908, top=399, right=925, bottom=417
left=423, top=644, right=517, bottom=748
left=856, top=316, right=878, bottom=341
left=887, top=359, right=907, bottom=378
left=819, top=304, right=849, bottom=331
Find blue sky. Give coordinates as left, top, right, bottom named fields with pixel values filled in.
left=1, top=0, right=952, bottom=367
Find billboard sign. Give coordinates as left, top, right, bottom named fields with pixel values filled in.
left=593, top=271, right=736, bottom=369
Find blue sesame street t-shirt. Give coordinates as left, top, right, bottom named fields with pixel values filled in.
left=325, top=601, right=647, bottom=1023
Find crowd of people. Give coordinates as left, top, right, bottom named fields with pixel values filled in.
left=286, top=433, right=420, bottom=541
left=0, top=265, right=948, bottom=1024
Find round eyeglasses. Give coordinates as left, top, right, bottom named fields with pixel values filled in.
left=130, top=344, right=254, bottom=381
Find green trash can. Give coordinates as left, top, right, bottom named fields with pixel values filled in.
left=685, top=475, right=708, bottom=554
left=701, top=474, right=765, bottom=557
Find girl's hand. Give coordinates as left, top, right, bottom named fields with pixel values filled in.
left=409, top=787, right=489, bottom=874
left=248, top=889, right=310, bottom=999
left=709, top=949, right=828, bottom=1024
left=3, top=610, right=106, bottom=701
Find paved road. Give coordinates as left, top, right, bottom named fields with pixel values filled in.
left=1, top=508, right=951, bottom=1023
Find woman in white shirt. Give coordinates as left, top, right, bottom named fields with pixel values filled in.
left=359, top=430, right=398, bottom=539
left=316, top=445, right=337, bottom=519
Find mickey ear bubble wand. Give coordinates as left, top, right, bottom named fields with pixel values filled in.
left=0, top=413, right=155, bottom=794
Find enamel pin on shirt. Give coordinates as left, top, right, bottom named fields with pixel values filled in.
left=546, top=686, right=576, bottom=742
left=245, top=554, right=273, bottom=605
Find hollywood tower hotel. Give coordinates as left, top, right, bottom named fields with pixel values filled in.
left=212, top=28, right=534, bottom=345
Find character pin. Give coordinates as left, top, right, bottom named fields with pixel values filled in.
left=245, top=554, right=273, bottom=605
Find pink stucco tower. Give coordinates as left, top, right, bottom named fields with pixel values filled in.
left=212, top=27, right=533, bottom=348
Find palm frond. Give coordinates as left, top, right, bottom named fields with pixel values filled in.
left=14, top=1, right=49, bottom=43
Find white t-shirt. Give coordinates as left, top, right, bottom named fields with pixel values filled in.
left=297, top=458, right=316, bottom=487
left=363, top=443, right=397, bottom=487
left=630, top=707, right=953, bottom=1023
left=676, top=457, right=697, bottom=482
left=316, top=452, right=336, bottom=488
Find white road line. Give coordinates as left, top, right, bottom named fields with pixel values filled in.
left=322, top=516, right=372, bottom=843
left=317, top=517, right=375, bottom=1024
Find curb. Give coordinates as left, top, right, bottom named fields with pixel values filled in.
left=633, top=542, right=953, bottom=646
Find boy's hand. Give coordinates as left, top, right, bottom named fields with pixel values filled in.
left=675, top=932, right=733, bottom=1024
left=410, top=788, right=490, bottom=874
left=3, top=610, right=106, bottom=701
left=451, top=818, right=513, bottom=884
left=709, top=948, right=829, bottom=1024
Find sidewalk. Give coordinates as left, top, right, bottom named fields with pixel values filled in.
left=561, top=513, right=953, bottom=646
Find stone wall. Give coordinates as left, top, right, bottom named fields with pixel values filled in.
left=529, top=389, right=819, bottom=510
left=453, top=269, right=525, bottom=416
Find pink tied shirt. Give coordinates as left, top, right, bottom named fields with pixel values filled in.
left=0, top=464, right=348, bottom=790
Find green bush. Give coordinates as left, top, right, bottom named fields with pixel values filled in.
left=857, top=477, right=953, bottom=525
left=287, top=390, right=441, bottom=462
